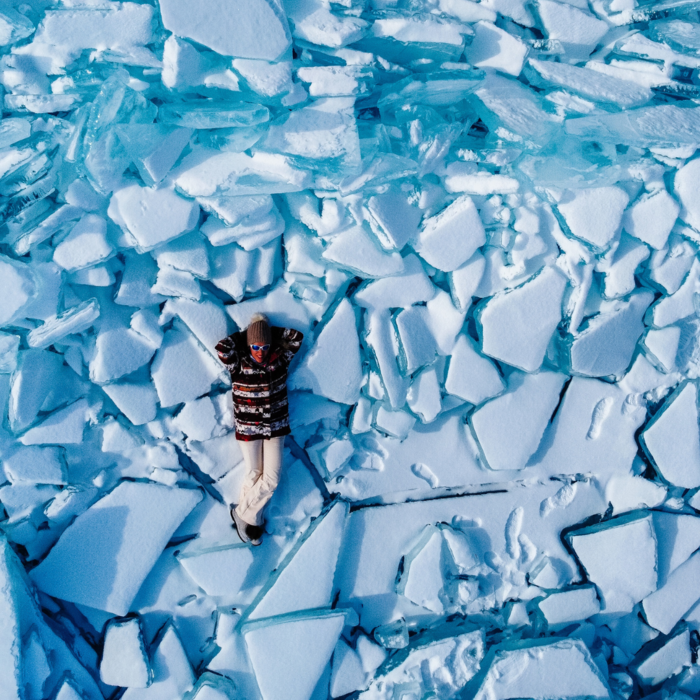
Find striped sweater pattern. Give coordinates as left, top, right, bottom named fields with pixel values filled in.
left=215, top=326, right=304, bottom=441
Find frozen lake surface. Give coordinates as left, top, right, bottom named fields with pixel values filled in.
left=0, top=0, right=700, bottom=698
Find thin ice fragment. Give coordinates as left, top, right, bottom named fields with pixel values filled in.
left=27, top=299, right=100, bottom=349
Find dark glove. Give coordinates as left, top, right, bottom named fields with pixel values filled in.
left=215, top=336, right=238, bottom=368
left=216, top=336, right=234, bottom=356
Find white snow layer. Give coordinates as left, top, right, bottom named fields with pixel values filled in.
left=0, top=0, right=699, bottom=699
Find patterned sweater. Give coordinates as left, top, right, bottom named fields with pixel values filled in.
left=215, top=326, right=304, bottom=441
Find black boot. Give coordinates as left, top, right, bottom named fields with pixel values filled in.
left=247, top=524, right=263, bottom=546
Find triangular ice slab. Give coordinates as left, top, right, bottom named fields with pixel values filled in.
left=30, top=481, right=202, bottom=615
left=642, top=550, right=700, bottom=635
left=243, top=608, right=346, bottom=700
left=290, top=299, right=362, bottom=405
left=0, top=538, right=21, bottom=700
left=245, top=500, right=348, bottom=622
left=652, top=511, right=700, bottom=585
left=0, top=537, right=103, bottom=700
left=469, top=370, right=567, bottom=471
left=122, top=622, right=195, bottom=699
left=177, top=543, right=255, bottom=597
left=116, top=124, right=193, bottom=186
left=641, top=382, right=700, bottom=489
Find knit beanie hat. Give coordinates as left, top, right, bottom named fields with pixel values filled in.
left=247, top=313, right=271, bottom=346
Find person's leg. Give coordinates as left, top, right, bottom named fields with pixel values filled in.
left=235, top=436, right=285, bottom=526
left=235, top=439, right=263, bottom=526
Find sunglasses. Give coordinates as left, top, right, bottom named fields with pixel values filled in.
left=250, top=344, right=270, bottom=351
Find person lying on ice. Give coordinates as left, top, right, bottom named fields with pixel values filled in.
left=215, top=313, right=304, bottom=546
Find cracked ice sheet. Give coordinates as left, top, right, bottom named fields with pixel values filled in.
left=331, top=408, right=559, bottom=504
left=528, top=377, right=646, bottom=488
left=336, top=480, right=605, bottom=628
left=331, top=373, right=643, bottom=504
left=4, top=0, right=700, bottom=697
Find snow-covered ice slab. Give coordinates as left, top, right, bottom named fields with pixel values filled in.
left=525, top=59, right=652, bottom=108
left=243, top=608, right=348, bottom=700
left=567, top=512, right=658, bottom=618
left=642, top=550, right=700, bottom=635
left=30, top=482, right=202, bottom=615
left=470, top=371, right=567, bottom=471
left=414, top=195, right=485, bottom=272
left=20, top=398, right=89, bottom=446
left=557, top=187, right=629, bottom=251
left=151, top=323, right=225, bottom=408
left=175, top=149, right=311, bottom=198
left=361, top=624, right=485, bottom=699
left=537, top=585, right=600, bottom=629
left=100, top=616, right=151, bottom=688
left=109, top=184, right=200, bottom=253
left=245, top=500, right=347, bottom=622
left=354, top=254, right=434, bottom=310
left=36, top=3, right=155, bottom=50
left=471, top=638, right=611, bottom=700
left=652, top=511, right=700, bottom=585
left=396, top=524, right=446, bottom=613
left=337, top=481, right=605, bottom=626
left=160, top=0, right=291, bottom=60
left=641, top=382, right=700, bottom=488
left=567, top=105, right=700, bottom=147
left=3, top=445, right=66, bottom=485
left=631, top=625, right=692, bottom=688
left=103, top=382, right=158, bottom=426
left=290, top=299, right=362, bottom=405
left=477, top=267, right=567, bottom=372
left=0, top=537, right=103, bottom=700
left=177, top=542, right=255, bottom=599
left=122, top=622, right=195, bottom=699
left=567, top=291, right=653, bottom=378
left=445, top=333, right=504, bottom=405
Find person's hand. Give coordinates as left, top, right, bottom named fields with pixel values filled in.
left=216, top=337, right=233, bottom=356
left=216, top=337, right=238, bottom=367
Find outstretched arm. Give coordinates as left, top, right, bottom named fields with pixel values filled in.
left=215, top=334, right=241, bottom=374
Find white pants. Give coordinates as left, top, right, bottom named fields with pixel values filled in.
left=235, top=436, right=285, bottom=527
